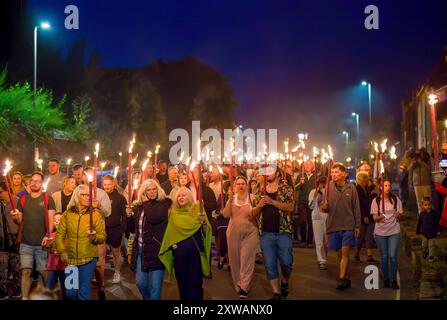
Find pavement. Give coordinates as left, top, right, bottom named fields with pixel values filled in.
left=97, top=242, right=417, bottom=300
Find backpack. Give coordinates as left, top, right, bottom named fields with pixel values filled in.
left=16, top=193, right=50, bottom=245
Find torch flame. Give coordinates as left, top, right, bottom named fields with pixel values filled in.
left=291, top=146, right=299, bottom=153
left=85, top=156, right=90, bottom=162
left=147, top=151, right=152, bottom=159
left=328, top=145, right=333, bottom=159
left=42, top=177, right=51, bottom=192
left=374, top=142, right=379, bottom=153
left=380, top=160, right=385, bottom=175
left=429, top=94, right=439, bottom=105
left=133, top=178, right=139, bottom=190
left=179, top=151, right=185, bottom=162
left=321, top=148, right=328, bottom=164
left=86, top=173, right=93, bottom=182
left=2, top=160, right=12, bottom=176
left=284, top=140, right=289, bottom=154
left=100, top=162, right=107, bottom=169
left=113, top=166, right=119, bottom=178
left=186, top=156, right=191, bottom=166
left=128, top=137, right=136, bottom=154
left=118, top=152, right=122, bottom=157
left=217, top=165, right=223, bottom=175
left=380, top=139, right=388, bottom=153
left=37, top=159, right=43, bottom=171
left=94, top=143, right=100, bottom=157
left=67, top=158, right=72, bottom=166
left=390, top=146, right=397, bottom=160
left=313, top=147, right=319, bottom=158
left=155, top=144, right=160, bottom=154
left=142, top=158, right=150, bottom=171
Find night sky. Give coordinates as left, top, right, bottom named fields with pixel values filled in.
left=28, top=0, right=447, bottom=149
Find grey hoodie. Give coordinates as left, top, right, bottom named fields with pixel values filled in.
left=326, top=181, right=361, bottom=233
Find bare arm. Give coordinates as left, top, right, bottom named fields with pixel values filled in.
left=221, top=194, right=232, bottom=219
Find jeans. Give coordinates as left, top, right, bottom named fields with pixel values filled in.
left=260, top=232, right=293, bottom=280
left=312, top=215, right=328, bottom=264
left=136, top=249, right=164, bottom=300
left=47, top=270, right=66, bottom=298
left=65, top=258, right=98, bottom=300
left=374, top=233, right=400, bottom=282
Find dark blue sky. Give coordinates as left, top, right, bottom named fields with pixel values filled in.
left=28, top=0, right=447, bottom=149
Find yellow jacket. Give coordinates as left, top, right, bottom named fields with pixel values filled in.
left=56, top=206, right=106, bottom=266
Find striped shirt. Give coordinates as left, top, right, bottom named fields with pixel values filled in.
left=138, top=210, right=145, bottom=248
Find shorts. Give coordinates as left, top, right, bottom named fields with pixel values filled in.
left=19, top=244, right=48, bottom=272
left=327, top=230, right=356, bottom=251
left=106, top=227, right=123, bottom=248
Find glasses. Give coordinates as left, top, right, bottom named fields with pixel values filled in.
left=29, top=180, right=42, bottom=184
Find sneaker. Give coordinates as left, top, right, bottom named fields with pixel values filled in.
left=336, top=278, right=351, bottom=291
left=366, top=256, right=379, bottom=264
left=428, top=256, right=435, bottom=262
left=98, top=290, right=106, bottom=300
left=383, top=279, right=391, bottom=288
left=354, top=254, right=360, bottom=261
left=0, top=289, right=8, bottom=300
left=280, top=281, right=289, bottom=298
left=112, top=272, right=121, bottom=284
left=269, top=293, right=283, bottom=300
left=238, top=289, right=248, bottom=299
left=391, top=281, right=400, bottom=290
left=318, top=263, right=328, bottom=270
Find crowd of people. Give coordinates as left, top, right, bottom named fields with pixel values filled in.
left=0, top=150, right=444, bottom=300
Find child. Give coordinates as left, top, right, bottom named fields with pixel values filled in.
left=46, top=213, right=67, bottom=298
left=416, top=197, right=439, bottom=262
left=308, top=176, right=328, bottom=270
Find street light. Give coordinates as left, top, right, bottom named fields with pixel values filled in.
left=34, top=21, right=51, bottom=105
left=361, top=81, right=372, bottom=130
left=351, top=113, right=360, bottom=167
left=342, top=131, right=349, bottom=144
left=429, top=93, right=440, bottom=170
left=33, top=21, right=51, bottom=169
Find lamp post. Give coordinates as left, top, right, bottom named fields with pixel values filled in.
left=33, top=22, right=51, bottom=170
left=362, top=81, right=372, bottom=130
left=34, top=22, right=51, bottom=106
left=351, top=113, right=360, bottom=167
left=342, top=131, right=349, bottom=145
left=429, top=94, right=440, bottom=170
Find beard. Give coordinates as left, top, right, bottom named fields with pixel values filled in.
left=30, top=186, right=41, bottom=193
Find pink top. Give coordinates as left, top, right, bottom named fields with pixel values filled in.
left=47, top=232, right=67, bottom=271
left=370, top=197, right=402, bottom=236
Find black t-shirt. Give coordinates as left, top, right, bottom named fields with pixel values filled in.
left=17, top=193, right=56, bottom=246
left=106, top=190, right=127, bottom=229
left=261, top=192, right=280, bottom=233
left=156, top=173, right=168, bottom=185
left=61, top=192, right=72, bottom=213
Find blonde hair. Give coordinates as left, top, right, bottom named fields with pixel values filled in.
left=356, top=171, right=369, bottom=184
left=62, top=176, right=75, bottom=189
left=137, top=179, right=166, bottom=203
left=72, top=184, right=89, bottom=209
left=171, top=186, right=195, bottom=209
